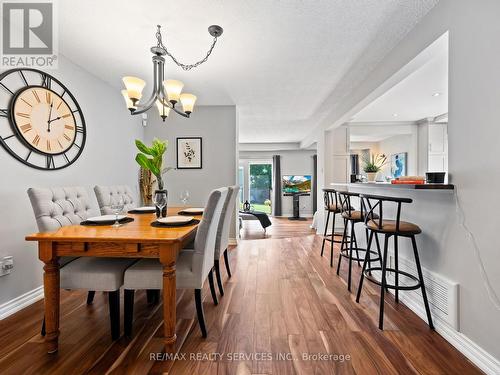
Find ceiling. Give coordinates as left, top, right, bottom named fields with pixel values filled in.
left=58, top=0, right=439, bottom=143
left=351, top=35, right=448, bottom=123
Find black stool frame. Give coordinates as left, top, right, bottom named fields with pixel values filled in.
left=321, top=189, right=350, bottom=267
left=336, top=191, right=382, bottom=292
left=355, top=193, right=434, bottom=330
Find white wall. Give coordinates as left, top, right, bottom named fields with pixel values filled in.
left=239, top=149, right=316, bottom=217
left=0, top=55, right=142, bottom=305
left=144, top=105, right=238, bottom=238
left=314, top=0, right=500, bottom=370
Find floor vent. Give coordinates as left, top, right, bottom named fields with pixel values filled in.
left=384, top=255, right=459, bottom=330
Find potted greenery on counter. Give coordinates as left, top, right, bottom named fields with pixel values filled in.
left=362, top=153, right=387, bottom=182
left=135, top=138, right=173, bottom=217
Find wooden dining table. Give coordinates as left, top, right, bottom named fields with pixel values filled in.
left=25, top=207, right=201, bottom=355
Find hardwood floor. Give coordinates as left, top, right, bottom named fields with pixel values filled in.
left=0, top=220, right=482, bottom=374
left=240, top=216, right=315, bottom=240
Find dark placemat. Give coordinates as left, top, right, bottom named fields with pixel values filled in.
left=151, top=219, right=200, bottom=228
left=128, top=208, right=156, bottom=214
left=80, top=217, right=135, bottom=226
left=178, top=210, right=203, bottom=216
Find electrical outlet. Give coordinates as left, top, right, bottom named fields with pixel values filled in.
left=0, top=256, right=13, bottom=276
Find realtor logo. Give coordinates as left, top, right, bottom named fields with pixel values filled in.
left=1, top=0, right=58, bottom=68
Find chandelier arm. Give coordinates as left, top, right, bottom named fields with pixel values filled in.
left=130, top=59, right=162, bottom=114
left=160, top=85, right=189, bottom=117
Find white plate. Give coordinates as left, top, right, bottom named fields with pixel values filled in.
left=87, top=214, right=126, bottom=222
left=157, top=216, right=194, bottom=224
left=180, top=208, right=204, bottom=213
left=134, top=206, right=156, bottom=211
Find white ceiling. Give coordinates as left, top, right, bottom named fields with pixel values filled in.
left=351, top=36, right=448, bottom=122
left=58, top=0, right=438, bottom=143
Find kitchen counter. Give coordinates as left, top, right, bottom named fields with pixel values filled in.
left=331, top=182, right=454, bottom=190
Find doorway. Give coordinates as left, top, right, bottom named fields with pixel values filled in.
left=238, top=160, right=272, bottom=214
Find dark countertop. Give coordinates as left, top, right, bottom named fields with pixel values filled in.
left=331, top=182, right=454, bottom=190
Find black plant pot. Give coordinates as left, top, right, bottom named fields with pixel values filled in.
left=154, top=189, right=168, bottom=218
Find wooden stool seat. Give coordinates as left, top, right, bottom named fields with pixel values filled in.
left=366, top=219, right=421, bottom=235
left=341, top=210, right=379, bottom=222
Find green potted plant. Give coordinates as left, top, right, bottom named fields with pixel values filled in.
left=362, top=153, right=387, bottom=182
left=135, top=138, right=173, bottom=217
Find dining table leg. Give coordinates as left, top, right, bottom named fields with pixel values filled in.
left=39, top=242, right=60, bottom=354
left=160, top=243, right=179, bottom=351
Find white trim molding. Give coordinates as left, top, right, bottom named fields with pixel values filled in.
left=0, top=286, right=44, bottom=320
left=397, top=289, right=500, bottom=375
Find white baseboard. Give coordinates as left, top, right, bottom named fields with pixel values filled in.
left=0, top=285, right=44, bottom=320
left=395, top=288, right=500, bottom=374
left=276, top=214, right=314, bottom=218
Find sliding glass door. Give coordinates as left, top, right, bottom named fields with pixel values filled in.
left=238, top=160, right=273, bottom=214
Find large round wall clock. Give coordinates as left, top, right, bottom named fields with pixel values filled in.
left=0, top=68, right=86, bottom=170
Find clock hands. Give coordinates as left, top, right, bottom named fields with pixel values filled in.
left=47, top=102, right=53, bottom=132
left=48, top=115, right=62, bottom=124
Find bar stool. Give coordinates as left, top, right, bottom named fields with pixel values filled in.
left=321, top=189, right=350, bottom=267
left=336, top=191, right=382, bottom=292
left=355, top=193, right=434, bottom=330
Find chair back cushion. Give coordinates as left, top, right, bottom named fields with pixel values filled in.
left=192, top=187, right=228, bottom=287
left=94, top=185, right=135, bottom=214
left=27, top=187, right=100, bottom=232
left=215, top=185, right=239, bottom=258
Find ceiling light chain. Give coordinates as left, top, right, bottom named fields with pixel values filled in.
left=156, top=25, right=220, bottom=71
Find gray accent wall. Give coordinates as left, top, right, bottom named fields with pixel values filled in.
left=0, top=55, right=143, bottom=305
left=143, top=105, right=238, bottom=239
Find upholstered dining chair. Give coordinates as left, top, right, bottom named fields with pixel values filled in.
left=94, top=185, right=136, bottom=214
left=27, top=186, right=136, bottom=340
left=213, top=185, right=239, bottom=297
left=122, top=187, right=228, bottom=338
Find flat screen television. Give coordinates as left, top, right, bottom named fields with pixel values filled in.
left=282, top=175, right=312, bottom=194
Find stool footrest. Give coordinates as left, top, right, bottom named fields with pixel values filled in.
left=324, top=232, right=350, bottom=244
left=363, top=267, right=421, bottom=291
left=339, top=248, right=380, bottom=263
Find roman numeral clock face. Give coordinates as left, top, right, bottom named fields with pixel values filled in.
left=0, top=69, right=86, bottom=170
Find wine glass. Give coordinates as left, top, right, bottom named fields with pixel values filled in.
left=153, top=191, right=168, bottom=218
left=180, top=190, right=190, bottom=206
left=110, top=197, right=124, bottom=227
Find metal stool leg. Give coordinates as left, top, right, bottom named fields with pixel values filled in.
left=356, top=230, right=374, bottom=303
left=330, top=212, right=336, bottom=267
left=336, top=219, right=348, bottom=273
left=352, top=227, right=361, bottom=267
left=321, top=210, right=330, bottom=257
left=379, top=234, right=390, bottom=330
left=347, top=220, right=355, bottom=292
left=411, top=235, right=434, bottom=330
left=394, top=234, right=399, bottom=303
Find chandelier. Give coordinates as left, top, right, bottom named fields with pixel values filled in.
left=121, top=24, right=223, bottom=121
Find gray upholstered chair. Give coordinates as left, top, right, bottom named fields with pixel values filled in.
left=123, top=187, right=229, bottom=338
left=27, top=186, right=136, bottom=340
left=94, top=185, right=136, bottom=214
left=214, top=185, right=239, bottom=297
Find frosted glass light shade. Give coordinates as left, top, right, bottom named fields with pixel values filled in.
left=156, top=100, right=171, bottom=118
left=163, top=79, right=184, bottom=103
left=121, top=90, right=135, bottom=109
left=180, top=93, right=197, bottom=113
left=122, top=76, right=146, bottom=101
